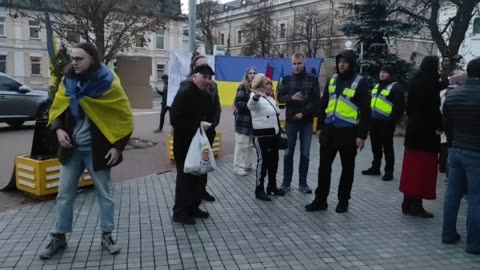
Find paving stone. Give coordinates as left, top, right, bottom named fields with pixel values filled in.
left=0, top=139, right=479, bottom=269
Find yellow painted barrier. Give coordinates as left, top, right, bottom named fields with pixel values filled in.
left=15, top=155, right=92, bottom=196
left=168, top=132, right=222, bottom=161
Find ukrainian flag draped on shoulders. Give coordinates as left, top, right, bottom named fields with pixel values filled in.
left=48, top=64, right=134, bottom=144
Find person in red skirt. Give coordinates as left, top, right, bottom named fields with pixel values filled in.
left=400, top=55, right=448, bottom=218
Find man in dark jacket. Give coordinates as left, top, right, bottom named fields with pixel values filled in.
left=277, top=53, right=321, bottom=194
left=170, top=65, right=217, bottom=225
left=362, top=65, right=405, bottom=181
left=154, top=74, right=170, bottom=133
left=442, top=57, right=480, bottom=254
left=178, top=55, right=221, bottom=202
left=306, top=49, right=371, bottom=213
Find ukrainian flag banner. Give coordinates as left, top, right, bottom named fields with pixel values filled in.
left=215, top=56, right=323, bottom=106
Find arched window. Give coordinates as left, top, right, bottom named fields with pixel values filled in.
left=473, top=18, right=480, bottom=35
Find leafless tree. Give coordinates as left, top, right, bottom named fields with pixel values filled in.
left=241, top=2, right=275, bottom=57
left=9, top=0, right=179, bottom=64
left=197, top=0, right=219, bottom=55
left=390, top=0, right=480, bottom=74
left=291, top=10, right=330, bottom=58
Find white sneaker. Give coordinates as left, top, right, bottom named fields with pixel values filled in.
left=233, top=170, right=248, bottom=176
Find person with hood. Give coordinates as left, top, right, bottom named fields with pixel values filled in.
left=399, top=55, right=448, bottom=218
left=362, top=65, right=405, bottom=181
left=277, top=53, right=321, bottom=194
left=177, top=54, right=221, bottom=202
left=248, top=73, right=284, bottom=201
left=40, top=42, right=133, bottom=259
left=305, top=49, right=371, bottom=213
left=170, top=65, right=217, bottom=225
left=233, top=67, right=258, bottom=176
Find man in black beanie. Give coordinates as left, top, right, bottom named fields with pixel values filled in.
left=362, top=65, right=405, bottom=181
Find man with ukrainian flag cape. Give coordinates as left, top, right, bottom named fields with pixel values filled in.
left=39, top=43, right=133, bottom=260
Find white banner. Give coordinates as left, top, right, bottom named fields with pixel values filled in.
left=167, top=50, right=215, bottom=107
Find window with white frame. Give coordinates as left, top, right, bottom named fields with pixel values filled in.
left=31, top=57, right=41, bottom=76
left=279, top=23, right=286, bottom=39
left=219, top=33, right=225, bottom=45
left=0, top=17, right=5, bottom=36
left=473, top=18, right=480, bottom=35
left=135, top=33, right=145, bottom=47
left=157, top=64, right=165, bottom=80
left=29, top=20, right=40, bottom=39
left=237, top=30, right=242, bottom=44
left=156, top=30, right=165, bottom=49
left=0, top=55, right=6, bottom=73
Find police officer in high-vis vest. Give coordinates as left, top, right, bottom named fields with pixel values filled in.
left=362, top=65, right=405, bottom=181
left=306, top=49, right=371, bottom=213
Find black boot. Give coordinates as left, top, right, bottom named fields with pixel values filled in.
left=255, top=185, right=271, bottom=201
left=416, top=199, right=434, bottom=218
left=335, top=201, right=349, bottom=213
left=305, top=197, right=328, bottom=212
left=267, top=180, right=286, bottom=196
left=361, top=167, right=381, bottom=176
left=382, top=172, right=394, bottom=181
left=402, top=195, right=414, bottom=216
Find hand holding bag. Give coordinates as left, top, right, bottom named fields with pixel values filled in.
left=184, top=123, right=217, bottom=176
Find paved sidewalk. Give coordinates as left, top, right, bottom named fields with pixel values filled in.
left=0, top=138, right=479, bottom=270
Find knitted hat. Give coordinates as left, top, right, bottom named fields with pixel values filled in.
left=380, top=65, right=395, bottom=76
left=251, top=73, right=266, bottom=89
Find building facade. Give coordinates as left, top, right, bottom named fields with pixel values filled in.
left=0, top=5, right=184, bottom=90
left=210, top=0, right=435, bottom=80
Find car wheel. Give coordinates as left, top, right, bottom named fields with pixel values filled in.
left=6, top=121, right=25, bottom=128
left=37, top=104, right=49, bottom=120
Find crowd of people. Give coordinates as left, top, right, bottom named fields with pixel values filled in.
left=38, top=41, right=479, bottom=260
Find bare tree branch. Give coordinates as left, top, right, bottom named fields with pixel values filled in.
left=8, top=0, right=174, bottom=63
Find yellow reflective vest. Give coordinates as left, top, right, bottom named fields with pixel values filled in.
left=371, top=82, right=396, bottom=119
left=325, top=74, right=362, bottom=127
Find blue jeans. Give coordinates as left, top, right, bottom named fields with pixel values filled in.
left=55, top=150, right=114, bottom=234
left=282, top=121, right=313, bottom=187
left=442, top=148, right=480, bottom=254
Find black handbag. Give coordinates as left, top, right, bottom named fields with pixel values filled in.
left=264, top=96, right=288, bottom=150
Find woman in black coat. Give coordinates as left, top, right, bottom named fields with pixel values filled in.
left=399, top=56, right=448, bottom=218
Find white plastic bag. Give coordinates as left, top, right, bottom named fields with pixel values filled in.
left=184, top=124, right=216, bottom=176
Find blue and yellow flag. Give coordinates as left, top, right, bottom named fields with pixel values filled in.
left=214, top=56, right=323, bottom=106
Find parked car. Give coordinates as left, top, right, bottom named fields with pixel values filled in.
left=0, top=73, right=49, bottom=127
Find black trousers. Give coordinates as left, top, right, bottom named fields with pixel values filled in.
left=369, top=120, right=396, bottom=174
left=173, top=130, right=215, bottom=217
left=439, top=143, right=448, bottom=174
left=253, top=136, right=279, bottom=187
left=315, top=134, right=357, bottom=203
left=158, top=106, right=170, bottom=130
left=173, top=161, right=204, bottom=217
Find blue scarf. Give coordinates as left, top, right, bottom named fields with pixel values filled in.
left=64, top=64, right=114, bottom=119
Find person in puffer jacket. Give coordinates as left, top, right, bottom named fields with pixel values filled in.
left=248, top=73, right=286, bottom=201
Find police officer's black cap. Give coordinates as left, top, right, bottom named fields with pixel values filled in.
left=193, top=65, right=215, bottom=76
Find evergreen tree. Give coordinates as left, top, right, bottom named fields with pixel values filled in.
left=341, top=0, right=418, bottom=87
left=48, top=44, right=70, bottom=103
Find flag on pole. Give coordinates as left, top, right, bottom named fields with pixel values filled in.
left=265, top=63, right=274, bottom=98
